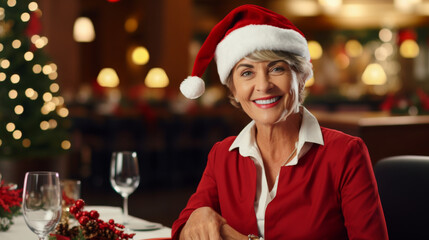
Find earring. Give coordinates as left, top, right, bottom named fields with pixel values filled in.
left=235, top=98, right=239, bottom=103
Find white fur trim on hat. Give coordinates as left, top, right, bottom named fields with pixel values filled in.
left=214, top=24, right=310, bottom=84
left=180, top=76, right=206, bottom=99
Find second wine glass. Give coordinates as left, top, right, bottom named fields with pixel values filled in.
left=110, top=151, right=140, bottom=225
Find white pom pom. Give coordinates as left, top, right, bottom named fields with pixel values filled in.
left=180, top=76, right=205, bottom=99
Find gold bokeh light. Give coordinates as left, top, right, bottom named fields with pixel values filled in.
left=145, top=68, right=169, bottom=88
left=131, top=46, right=150, bottom=65
left=9, top=89, right=18, bottom=99
left=345, top=40, right=363, bottom=57
left=97, top=68, right=120, bottom=87
left=61, top=140, right=71, bottom=150
left=362, top=63, right=387, bottom=85
left=400, top=39, right=419, bottom=58
left=15, top=105, right=24, bottom=115
left=308, top=41, right=323, bottom=60
left=6, top=122, right=15, bottom=132
left=12, top=130, right=22, bottom=139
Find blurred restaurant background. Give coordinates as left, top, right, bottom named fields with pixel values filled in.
left=1, top=0, right=429, bottom=227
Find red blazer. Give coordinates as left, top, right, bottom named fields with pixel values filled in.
left=172, top=127, right=388, bottom=240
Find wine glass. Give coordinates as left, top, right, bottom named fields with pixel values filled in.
left=110, top=151, right=140, bottom=225
left=22, top=171, right=62, bottom=240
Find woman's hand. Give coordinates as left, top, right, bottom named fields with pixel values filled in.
left=220, top=224, right=248, bottom=240
left=179, top=206, right=227, bottom=240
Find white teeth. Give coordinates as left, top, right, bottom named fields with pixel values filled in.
left=254, top=97, right=280, bottom=105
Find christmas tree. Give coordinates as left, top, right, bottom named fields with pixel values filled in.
left=0, top=0, right=70, bottom=159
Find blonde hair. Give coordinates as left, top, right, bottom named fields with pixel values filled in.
left=225, top=50, right=312, bottom=109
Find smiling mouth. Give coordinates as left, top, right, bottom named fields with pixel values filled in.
left=254, top=96, right=281, bottom=105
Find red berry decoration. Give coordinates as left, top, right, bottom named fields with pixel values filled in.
left=69, top=205, right=78, bottom=214
left=75, top=199, right=85, bottom=209
left=109, top=219, right=115, bottom=225
left=78, top=216, right=89, bottom=225
left=90, top=210, right=99, bottom=219
left=75, top=212, right=82, bottom=219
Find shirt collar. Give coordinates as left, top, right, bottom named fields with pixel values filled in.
left=229, top=107, right=324, bottom=160
left=300, top=107, right=324, bottom=146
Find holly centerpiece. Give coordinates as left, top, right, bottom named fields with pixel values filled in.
left=51, top=199, right=135, bottom=240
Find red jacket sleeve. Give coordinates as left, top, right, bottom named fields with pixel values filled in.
left=171, top=142, right=222, bottom=240
left=339, top=138, right=389, bottom=240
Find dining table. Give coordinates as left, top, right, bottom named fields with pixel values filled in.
left=1, top=205, right=171, bottom=240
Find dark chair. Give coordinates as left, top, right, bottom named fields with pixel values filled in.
left=374, top=155, right=429, bottom=240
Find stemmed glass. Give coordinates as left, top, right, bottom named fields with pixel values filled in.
left=22, top=171, right=62, bottom=240
left=110, top=151, right=140, bottom=225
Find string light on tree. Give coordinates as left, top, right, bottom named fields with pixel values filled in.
left=24, top=51, right=34, bottom=61
left=12, top=39, right=21, bottom=48
left=22, top=138, right=31, bottom=147
left=50, top=83, right=59, bottom=92
left=43, top=92, right=53, bottom=102
left=49, top=63, right=57, bottom=71
left=10, top=74, right=20, bottom=83
left=34, top=36, right=48, bottom=48
left=51, top=97, right=60, bottom=106
left=25, top=88, right=38, bottom=100
left=32, top=64, right=42, bottom=73
left=1, top=59, right=10, bottom=68
left=57, top=107, right=69, bottom=118
left=48, top=71, right=58, bottom=80
left=61, top=140, right=71, bottom=150
left=30, top=34, right=40, bottom=43
left=40, top=121, right=49, bottom=130
left=28, top=2, right=38, bottom=11
left=49, top=119, right=57, bottom=129
left=58, top=96, right=65, bottom=105
left=14, top=105, right=24, bottom=115
left=7, top=0, right=17, bottom=7
left=43, top=64, right=53, bottom=74
left=0, top=72, right=6, bottom=81
left=8, top=89, right=18, bottom=99
left=6, top=122, right=15, bottom=132
left=20, top=12, right=30, bottom=22
left=12, top=130, right=22, bottom=139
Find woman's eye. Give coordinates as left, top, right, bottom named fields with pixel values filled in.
left=241, top=71, right=253, bottom=77
left=271, top=66, right=285, bottom=73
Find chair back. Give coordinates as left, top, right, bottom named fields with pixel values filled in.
left=374, top=155, right=429, bottom=240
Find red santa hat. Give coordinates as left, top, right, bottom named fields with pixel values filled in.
left=180, top=4, right=312, bottom=99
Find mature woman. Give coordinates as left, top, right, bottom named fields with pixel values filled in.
left=174, top=4, right=388, bottom=240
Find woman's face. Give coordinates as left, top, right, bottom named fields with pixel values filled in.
left=230, top=58, right=295, bottom=126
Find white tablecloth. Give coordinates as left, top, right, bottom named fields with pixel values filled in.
left=1, top=206, right=171, bottom=240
